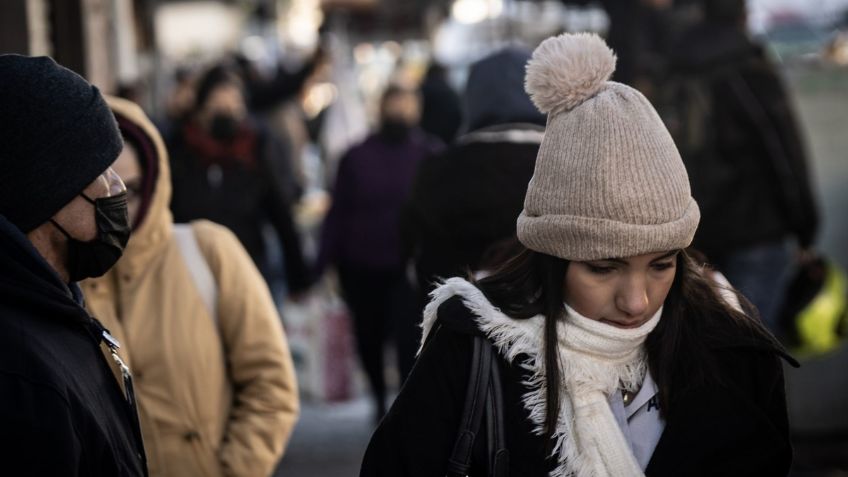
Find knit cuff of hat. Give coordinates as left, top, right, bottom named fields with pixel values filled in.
left=517, top=197, right=700, bottom=261
left=7, top=89, right=123, bottom=233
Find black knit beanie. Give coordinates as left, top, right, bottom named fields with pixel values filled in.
left=0, top=54, right=123, bottom=232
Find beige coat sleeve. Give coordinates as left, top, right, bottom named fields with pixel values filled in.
left=194, top=221, right=300, bottom=477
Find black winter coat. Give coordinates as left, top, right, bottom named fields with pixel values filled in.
left=168, top=119, right=311, bottom=292
left=361, top=295, right=795, bottom=477
left=401, top=124, right=542, bottom=294
left=668, top=24, right=819, bottom=258
left=0, top=216, right=147, bottom=476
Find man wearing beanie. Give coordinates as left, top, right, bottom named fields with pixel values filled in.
left=0, top=55, right=147, bottom=476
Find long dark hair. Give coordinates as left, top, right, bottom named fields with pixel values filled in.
left=475, top=243, right=778, bottom=442
left=475, top=247, right=567, bottom=444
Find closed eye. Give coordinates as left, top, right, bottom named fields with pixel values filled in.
left=586, top=263, right=616, bottom=275
left=651, top=261, right=675, bottom=272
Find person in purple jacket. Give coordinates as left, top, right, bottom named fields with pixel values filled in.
left=318, top=84, right=442, bottom=420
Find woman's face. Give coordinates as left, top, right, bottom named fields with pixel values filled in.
left=198, top=83, right=247, bottom=130
left=564, top=250, right=679, bottom=329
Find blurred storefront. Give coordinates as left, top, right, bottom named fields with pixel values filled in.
left=0, top=0, right=151, bottom=97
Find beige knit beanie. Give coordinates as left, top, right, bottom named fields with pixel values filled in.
left=517, top=32, right=700, bottom=261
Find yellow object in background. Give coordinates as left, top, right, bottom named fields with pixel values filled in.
left=794, top=261, right=848, bottom=357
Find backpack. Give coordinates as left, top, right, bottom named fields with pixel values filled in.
left=657, top=73, right=715, bottom=162
left=655, top=70, right=737, bottom=220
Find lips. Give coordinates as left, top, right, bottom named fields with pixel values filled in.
left=600, top=318, right=646, bottom=329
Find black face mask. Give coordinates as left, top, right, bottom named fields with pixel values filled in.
left=380, top=118, right=412, bottom=143
left=50, top=192, right=131, bottom=282
left=210, top=114, right=240, bottom=142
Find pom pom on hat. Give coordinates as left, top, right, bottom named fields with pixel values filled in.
left=524, top=32, right=616, bottom=115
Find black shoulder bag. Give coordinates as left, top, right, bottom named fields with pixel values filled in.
left=445, top=335, right=509, bottom=477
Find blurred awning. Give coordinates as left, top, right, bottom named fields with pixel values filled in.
left=320, top=0, right=449, bottom=39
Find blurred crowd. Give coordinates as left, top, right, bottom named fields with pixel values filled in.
left=1, top=0, right=845, bottom=475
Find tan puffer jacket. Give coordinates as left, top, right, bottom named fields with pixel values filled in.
left=83, top=97, right=299, bottom=477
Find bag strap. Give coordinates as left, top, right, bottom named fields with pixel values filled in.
left=173, top=223, right=218, bottom=320
left=446, top=335, right=492, bottom=476
left=447, top=334, right=508, bottom=477
left=487, top=351, right=510, bottom=477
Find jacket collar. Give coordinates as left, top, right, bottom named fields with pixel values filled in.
left=457, top=123, right=545, bottom=146
left=0, top=214, right=89, bottom=321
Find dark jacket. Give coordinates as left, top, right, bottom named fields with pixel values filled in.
left=0, top=215, right=147, bottom=476
left=168, top=118, right=310, bottom=292
left=401, top=124, right=543, bottom=293
left=318, top=129, right=442, bottom=273
left=361, top=294, right=795, bottom=477
left=419, top=66, right=463, bottom=145
left=402, top=48, right=546, bottom=294
left=668, top=24, right=819, bottom=258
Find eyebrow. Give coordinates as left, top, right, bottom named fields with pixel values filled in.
left=651, top=250, right=680, bottom=262
left=591, top=250, right=680, bottom=265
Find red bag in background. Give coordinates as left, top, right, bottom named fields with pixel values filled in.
left=321, top=297, right=355, bottom=402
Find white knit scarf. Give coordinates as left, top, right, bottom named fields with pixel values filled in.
left=420, top=278, right=662, bottom=477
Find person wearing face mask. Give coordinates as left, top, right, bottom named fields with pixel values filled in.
left=167, top=64, right=310, bottom=296
left=0, top=55, right=146, bottom=476
left=317, top=84, right=443, bottom=420
left=361, top=34, right=796, bottom=477
left=81, top=96, right=298, bottom=477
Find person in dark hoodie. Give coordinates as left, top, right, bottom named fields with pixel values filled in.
left=0, top=55, right=147, bottom=476
left=401, top=47, right=547, bottom=298
left=662, top=0, right=819, bottom=329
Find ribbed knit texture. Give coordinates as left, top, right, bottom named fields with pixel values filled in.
left=518, top=34, right=699, bottom=261
left=0, top=54, right=123, bottom=232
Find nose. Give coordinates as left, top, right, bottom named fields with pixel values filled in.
left=616, top=273, right=649, bottom=318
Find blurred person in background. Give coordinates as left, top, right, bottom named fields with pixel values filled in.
left=561, top=0, right=677, bottom=87
left=160, top=66, right=198, bottom=138
left=662, top=0, right=819, bottom=329
left=83, top=96, right=299, bottom=477
left=402, top=47, right=547, bottom=301
left=232, top=47, right=331, bottom=203
left=419, top=62, right=463, bottom=145
left=317, top=84, right=442, bottom=420
left=0, top=55, right=146, bottom=476
left=235, top=47, right=326, bottom=120
left=167, top=64, right=311, bottom=296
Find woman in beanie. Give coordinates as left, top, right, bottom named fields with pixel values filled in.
left=360, top=33, right=795, bottom=477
